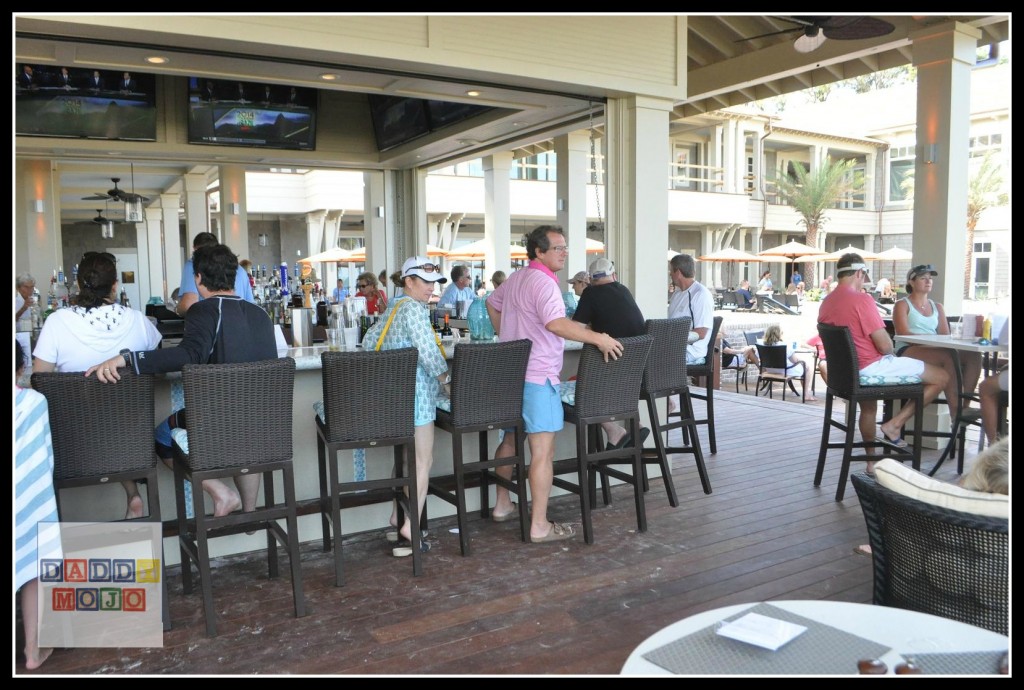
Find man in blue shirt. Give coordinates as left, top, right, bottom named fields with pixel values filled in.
left=332, top=278, right=349, bottom=303
left=438, top=264, right=475, bottom=311
left=176, top=232, right=255, bottom=316
left=790, top=267, right=803, bottom=288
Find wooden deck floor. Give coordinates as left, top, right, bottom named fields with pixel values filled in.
left=18, top=389, right=972, bottom=675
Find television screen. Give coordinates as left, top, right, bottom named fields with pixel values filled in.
left=367, top=95, right=430, bottom=152
left=15, top=65, right=157, bottom=141
left=187, top=78, right=317, bottom=150
left=425, top=99, right=492, bottom=130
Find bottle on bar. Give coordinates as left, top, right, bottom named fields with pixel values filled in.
left=441, top=313, right=453, bottom=338
left=68, top=264, right=80, bottom=305
left=55, top=267, right=69, bottom=307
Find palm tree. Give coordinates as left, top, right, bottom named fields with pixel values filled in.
left=964, top=153, right=1007, bottom=298
left=774, top=157, right=862, bottom=288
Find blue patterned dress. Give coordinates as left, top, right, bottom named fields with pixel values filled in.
left=362, top=295, right=448, bottom=426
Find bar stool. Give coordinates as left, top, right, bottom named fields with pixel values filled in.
left=428, top=338, right=532, bottom=555
left=814, top=324, right=924, bottom=501
left=551, top=334, right=653, bottom=544
left=678, top=315, right=723, bottom=454
left=31, top=369, right=170, bottom=631
left=172, top=358, right=305, bottom=636
left=316, top=348, right=421, bottom=585
left=639, top=318, right=711, bottom=503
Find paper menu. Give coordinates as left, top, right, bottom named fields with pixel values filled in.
left=715, top=612, right=808, bottom=651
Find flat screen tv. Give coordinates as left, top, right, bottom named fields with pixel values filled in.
left=187, top=77, right=317, bottom=151
left=15, top=64, right=157, bottom=141
left=368, top=95, right=493, bottom=152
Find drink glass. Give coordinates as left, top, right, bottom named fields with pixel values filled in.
left=950, top=321, right=963, bottom=339
left=327, top=328, right=343, bottom=351
left=343, top=325, right=360, bottom=349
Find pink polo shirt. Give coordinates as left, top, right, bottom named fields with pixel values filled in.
left=487, top=261, right=565, bottom=386
left=817, top=284, right=886, bottom=369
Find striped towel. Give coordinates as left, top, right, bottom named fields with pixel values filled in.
left=15, top=387, right=61, bottom=592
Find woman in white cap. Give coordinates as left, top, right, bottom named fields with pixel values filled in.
left=893, top=263, right=977, bottom=418
left=362, top=255, right=450, bottom=553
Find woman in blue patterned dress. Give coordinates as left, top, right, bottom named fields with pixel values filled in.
left=362, top=256, right=450, bottom=548
left=15, top=340, right=60, bottom=670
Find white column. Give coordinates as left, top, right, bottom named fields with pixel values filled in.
left=483, top=152, right=513, bottom=275
left=555, top=131, right=590, bottom=279
left=144, top=207, right=167, bottom=300
left=182, top=173, right=208, bottom=243
left=363, top=171, right=389, bottom=276
left=218, top=165, right=249, bottom=260
left=604, top=95, right=673, bottom=318
left=160, top=193, right=183, bottom=295
left=305, top=209, right=327, bottom=256
left=15, top=159, right=60, bottom=281
left=912, top=20, right=979, bottom=316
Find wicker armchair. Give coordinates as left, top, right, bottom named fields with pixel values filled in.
left=173, top=357, right=305, bottom=636
left=316, top=348, right=422, bottom=584
left=851, top=472, right=1008, bottom=636
left=428, top=338, right=532, bottom=555
left=31, top=368, right=169, bottom=630
left=551, top=334, right=653, bottom=544
left=639, top=318, right=710, bottom=503
left=814, top=323, right=923, bottom=501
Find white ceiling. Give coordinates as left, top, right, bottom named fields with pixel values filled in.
left=15, top=14, right=1009, bottom=223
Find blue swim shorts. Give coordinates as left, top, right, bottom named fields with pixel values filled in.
left=507, top=380, right=564, bottom=435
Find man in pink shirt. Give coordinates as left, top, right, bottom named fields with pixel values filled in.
left=818, top=253, right=947, bottom=473
left=487, top=225, right=623, bottom=543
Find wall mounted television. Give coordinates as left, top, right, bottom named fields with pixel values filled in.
left=368, top=95, right=493, bottom=152
left=15, top=64, right=157, bottom=141
left=187, top=77, right=317, bottom=151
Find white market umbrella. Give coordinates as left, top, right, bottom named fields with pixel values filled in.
left=821, top=245, right=880, bottom=261
left=875, top=246, right=914, bottom=283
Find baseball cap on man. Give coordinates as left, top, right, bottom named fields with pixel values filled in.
left=401, top=256, right=448, bottom=283
left=907, top=264, right=938, bottom=282
left=568, top=271, right=590, bottom=285
left=835, top=253, right=870, bottom=281
left=588, top=258, right=615, bottom=280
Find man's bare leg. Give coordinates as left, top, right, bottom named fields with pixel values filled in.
left=525, top=431, right=557, bottom=540
left=858, top=400, right=878, bottom=474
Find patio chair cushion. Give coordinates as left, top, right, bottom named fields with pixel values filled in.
left=873, top=458, right=1008, bottom=519
left=859, top=373, right=923, bottom=386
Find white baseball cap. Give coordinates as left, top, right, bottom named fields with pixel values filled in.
left=588, top=258, right=615, bottom=279
left=401, top=255, right=447, bottom=283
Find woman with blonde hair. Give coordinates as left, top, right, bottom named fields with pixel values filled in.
left=355, top=270, right=388, bottom=315
left=761, top=323, right=817, bottom=402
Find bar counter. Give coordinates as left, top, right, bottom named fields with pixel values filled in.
left=56, top=339, right=648, bottom=566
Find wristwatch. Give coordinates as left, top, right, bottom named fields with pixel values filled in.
left=120, top=348, right=133, bottom=368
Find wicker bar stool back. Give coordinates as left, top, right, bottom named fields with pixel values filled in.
left=680, top=315, right=723, bottom=454
left=316, top=348, right=421, bottom=585
left=172, top=357, right=305, bottom=636
left=552, top=334, right=653, bottom=544
left=814, top=324, right=924, bottom=501
left=639, top=318, right=710, bottom=503
left=428, top=338, right=532, bottom=555
left=31, top=369, right=169, bottom=631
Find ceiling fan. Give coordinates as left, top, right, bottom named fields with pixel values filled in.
left=82, top=177, right=150, bottom=203
left=737, top=16, right=896, bottom=53
left=78, top=208, right=117, bottom=238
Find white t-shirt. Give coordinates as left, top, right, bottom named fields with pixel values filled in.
left=668, top=280, right=715, bottom=361
left=33, top=303, right=162, bottom=371
left=874, top=277, right=891, bottom=295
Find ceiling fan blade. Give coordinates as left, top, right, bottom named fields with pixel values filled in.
left=734, top=25, right=802, bottom=43
left=821, top=17, right=895, bottom=40
left=83, top=193, right=112, bottom=201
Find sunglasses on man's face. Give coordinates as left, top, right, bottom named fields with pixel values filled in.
left=356, top=283, right=368, bottom=289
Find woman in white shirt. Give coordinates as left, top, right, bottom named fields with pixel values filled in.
left=32, top=251, right=162, bottom=518
left=760, top=323, right=817, bottom=402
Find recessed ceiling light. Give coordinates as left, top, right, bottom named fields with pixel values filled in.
left=465, top=90, right=481, bottom=97
left=512, top=121, right=525, bottom=127
left=320, top=73, right=340, bottom=81
left=145, top=56, right=169, bottom=64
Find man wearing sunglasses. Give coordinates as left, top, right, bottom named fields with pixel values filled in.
left=438, top=263, right=475, bottom=312
left=819, top=253, right=949, bottom=473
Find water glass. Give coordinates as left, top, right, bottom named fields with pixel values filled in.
left=950, top=321, right=963, bottom=339
left=327, top=328, right=343, bottom=351
left=343, top=325, right=360, bottom=349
